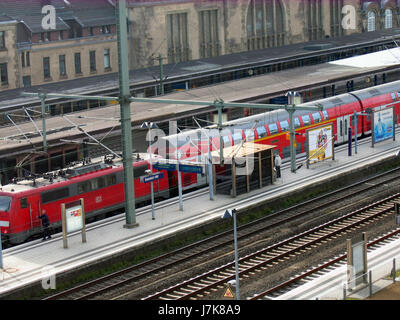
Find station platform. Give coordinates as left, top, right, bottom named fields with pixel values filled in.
left=1, top=135, right=400, bottom=299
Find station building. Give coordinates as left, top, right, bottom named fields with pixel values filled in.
left=0, top=0, right=398, bottom=91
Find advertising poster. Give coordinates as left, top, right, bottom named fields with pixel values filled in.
left=61, top=199, right=86, bottom=248
left=66, top=205, right=83, bottom=233
left=373, top=108, right=394, bottom=144
left=307, top=124, right=334, bottom=164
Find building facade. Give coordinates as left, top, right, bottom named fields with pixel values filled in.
left=127, top=0, right=400, bottom=69
left=0, top=0, right=118, bottom=91
left=0, top=0, right=398, bottom=91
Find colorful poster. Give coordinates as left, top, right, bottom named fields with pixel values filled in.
left=307, top=125, right=334, bottom=164
left=66, top=205, right=83, bottom=233
left=373, top=108, right=394, bottom=144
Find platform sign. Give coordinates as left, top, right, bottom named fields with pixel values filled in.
left=306, top=124, right=334, bottom=167
left=178, top=164, right=203, bottom=174
left=140, top=172, right=164, bottom=183
left=153, top=162, right=203, bottom=174
left=153, top=162, right=177, bottom=171
left=61, top=198, right=86, bottom=249
left=372, top=107, right=395, bottom=146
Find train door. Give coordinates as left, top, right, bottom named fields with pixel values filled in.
left=28, top=195, right=42, bottom=229
left=336, top=115, right=350, bottom=144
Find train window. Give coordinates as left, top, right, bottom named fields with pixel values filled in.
left=294, top=118, right=301, bottom=128
left=256, top=126, right=267, bottom=138
left=20, top=198, right=28, bottom=209
left=232, top=132, right=242, bottom=144
left=97, top=177, right=105, bottom=189
left=106, top=174, right=116, bottom=186
left=223, top=135, right=231, bottom=146
left=268, top=123, right=278, bottom=135
left=302, top=115, right=311, bottom=126
left=134, top=165, right=147, bottom=178
left=280, top=120, right=289, bottom=132
left=0, top=196, right=11, bottom=212
left=41, top=187, right=69, bottom=204
left=91, top=177, right=105, bottom=190
left=322, top=111, right=329, bottom=120
left=78, top=181, right=91, bottom=194
left=244, top=129, right=255, bottom=141
left=90, top=179, right=99, bottom=190
left=312, top=112, right=321, bottom=123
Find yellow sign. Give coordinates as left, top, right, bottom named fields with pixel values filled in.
left=223, top=285, right=235, bottom=299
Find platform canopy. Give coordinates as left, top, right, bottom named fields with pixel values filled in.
left=210, top=142, right=277, bottom=197
left=211, top=142, right=276, bottom=162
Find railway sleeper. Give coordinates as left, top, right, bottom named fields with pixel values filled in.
left=251, top=258, right=266, bottom=264
left=187, top=284, right=202, bottom=290
left=201, top=279, right=216, bottom=285
left=207, top=277, right=221, bottom=282
left=243, top=261, right=259, bottom=267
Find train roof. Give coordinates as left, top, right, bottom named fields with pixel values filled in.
left=162, top=89, right=362, bottom=145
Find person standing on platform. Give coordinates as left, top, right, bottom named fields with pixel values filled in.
left=274, top=153, right=282, bottom=179
left=39, top=210, right=52, bottom=241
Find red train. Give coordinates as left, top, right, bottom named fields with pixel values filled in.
left=0, top=154, right=173, bottom=244
left=1, top=80, right=399, bottom=244
left=162, top=80, right=400, bottom=162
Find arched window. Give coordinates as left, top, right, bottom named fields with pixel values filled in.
left=246, top=0, right=285, bottom=50
left=385, top=8, right=393, bottom=29
left=367, top=11, right=376, bottom=32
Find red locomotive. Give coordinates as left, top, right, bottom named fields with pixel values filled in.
left=0, top=154, right=171, bottom=244
left=1, top=80, right=400, bottom=244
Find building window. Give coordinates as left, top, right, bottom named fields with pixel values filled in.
left=246, top=0, right=285, bottom=50
left=41, top=32, right=50, bottom=41
left=306, top=0, right=322, bottom=41
left=367, top=11, right=376, bottom=32
left=89, top=27, right=94, bottom=36
left=43, top=57, right=51, bottom=79
left=199, top=10, right=219, bottom=58
left=90, top=50, right=96, bottom=72
left=0, top=63, right=8, bottom=85
left=59, top=54, right=66, bottom=76
left=0, top=31, right=5, bottom=49
left=59, top=31, right=64, bottom=40
left=330, top=0, right=343, bottom=37
left=74, top=52, right=81, bottom=74
left=26, top=51, right=30, bottom=67
left=23, top=76, right=31, bottom=88
left=102, top=25, right=110, bottom=34
left=166, top=12, right=189, bottom=63
left=104, top=49, right=110, bottom=69
left=21, top=52, right=25, bottom=68
left=385, top=8, right=393, bottom=29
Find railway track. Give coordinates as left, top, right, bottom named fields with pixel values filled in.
left=142, top=191, right=400, bottom=300
left=249, top=228, right=400, bottom=300
left=43, top=166, right=400, bottom=300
